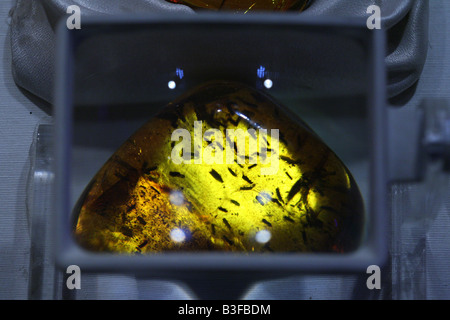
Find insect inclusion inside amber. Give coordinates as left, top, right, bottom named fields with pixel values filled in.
left=73, top=81, right=365, bottom=254
left=166, top=0, right=311, bottom=12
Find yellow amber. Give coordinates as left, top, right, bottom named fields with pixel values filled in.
left=166, top=0, right=310, bottom=12
left=73, top=81, right=364, bottom=254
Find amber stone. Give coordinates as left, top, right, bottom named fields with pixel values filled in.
left=73, top=81, right=364, bottom=254
left=166, top=0, right=310, bottom=12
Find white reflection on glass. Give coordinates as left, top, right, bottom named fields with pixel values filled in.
left=168, top=81, right=176, bottom=89
left=264, top=79, right=273, bottom=89
left=34, top=170, right=55, bottom=181
left=257, top=191, right=273, bottom=205
left=255, top=229, right=271, bottom=244
left=170, top=228, right=186, bottom=243
left=169, top=190, right=185, bottom=206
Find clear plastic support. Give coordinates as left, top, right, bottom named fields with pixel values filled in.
left=28, top=123, right=60, bottom=299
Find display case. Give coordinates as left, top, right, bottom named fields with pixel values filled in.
left=49, top=13, right=388, bottom=297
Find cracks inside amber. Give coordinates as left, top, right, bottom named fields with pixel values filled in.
left=166, top=0, right=311, bottom=12
left=73, top=81, right=365, bottom=254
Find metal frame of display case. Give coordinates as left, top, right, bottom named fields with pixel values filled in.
left=53, top=13, right=388, bottom=281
